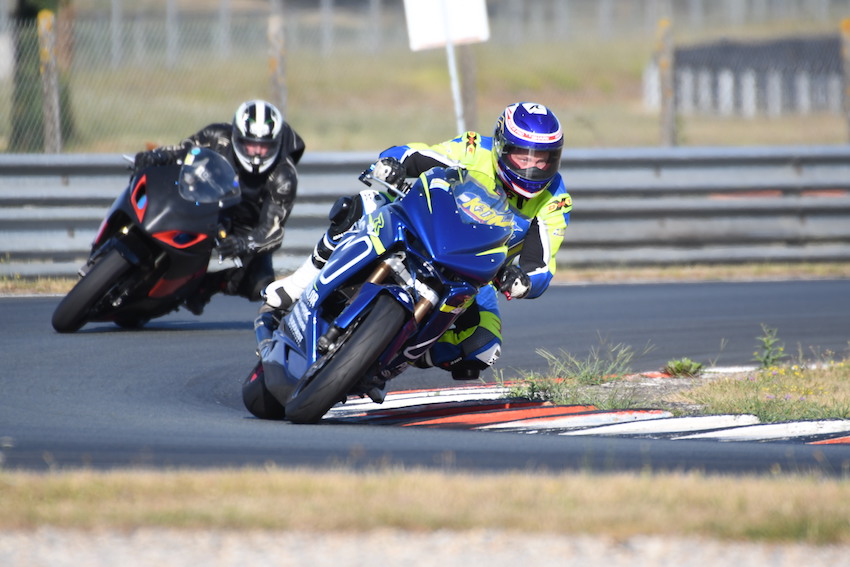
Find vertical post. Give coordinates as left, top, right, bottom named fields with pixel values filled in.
left=367, top=0, right=381, bottom=54
left=766, top=69, right=783, bottom=117
left=795, top=71, right=812, bottom=114
left=444, top=39, right=465, bottom=134
left=597, top=0, right=613, bottom=39
left=696, top=69, right=713, bottom=113
left=217, top=0, right=231, bottom=58
left=459, top=44, right=476, bottom=131
left=166, top=0, right=177, bottom=68
left=110, top=0, right=122, bottom=68
left=678, top=67, right=694, bottom=115
left=269, top=0, right=287, bottom=116
left=842, top=19, right=850, bottom=142
left=440, top=0, right=464, bottom=133
left=740, top=69, right=757, bottom=118
left=717, top=69, right=735, bottom=116
left=37, top=10, right=61, bottom=153
left=657, top=18, right=677, bottom=146
left=320, top=0, right=333, bottom=58
left=554, top=0, right=570, bottom=38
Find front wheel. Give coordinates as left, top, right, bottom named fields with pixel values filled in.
left=285, top=294, right=408, bottom=424
left=52, top=249, right=133, bottom=333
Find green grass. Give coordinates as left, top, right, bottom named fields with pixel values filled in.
left=663, top=357, right=705, bottom=377
left=504, top=325, right=850, bottom=423
left=680, top=361, right=850, bottom=422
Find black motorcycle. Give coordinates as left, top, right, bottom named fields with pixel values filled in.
left=52, top=147, right=241, bottom=332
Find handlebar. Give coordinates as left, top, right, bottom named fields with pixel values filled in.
left=359, top=166, right=410, bottom=201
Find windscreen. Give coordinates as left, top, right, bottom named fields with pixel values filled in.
left=178, top=147, right=241, bottom=205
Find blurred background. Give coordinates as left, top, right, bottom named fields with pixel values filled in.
left=1, top=0, right=849, bottom=154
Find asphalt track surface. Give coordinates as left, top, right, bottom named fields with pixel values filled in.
left=2, top=280, right=850, bottom=475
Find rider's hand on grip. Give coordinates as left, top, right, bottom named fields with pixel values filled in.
left=496, top=264, right=531, bottom=300
left=133, top=148, right=179, bottom=172
left=372, top=157, right=407, bottom=189
left=133, top=151, right=154, bottom=172
left=217, top=234, right=248, bottom=259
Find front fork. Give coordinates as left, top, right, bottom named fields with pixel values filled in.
left=317, top=254, right=439, bottom=356
left=365, top=255, right=438, bottom=323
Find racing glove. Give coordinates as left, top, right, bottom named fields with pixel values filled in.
left=371, top=157, right=407, bottom=190
left=133, top=148, right=182, bottom=172
left=496, top=265, right=531, bottom=300
left=217, top=235, right=253, bottom=259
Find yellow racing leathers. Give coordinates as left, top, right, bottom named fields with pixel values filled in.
left=376, top=132, right=572, bottom=376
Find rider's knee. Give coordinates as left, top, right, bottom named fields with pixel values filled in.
left=327, top=195, right=364, bottom=237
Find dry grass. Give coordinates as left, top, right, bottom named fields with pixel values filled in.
left=1, top=468, right=849, bottom=543
left=550, top=262, right=850, bottom=284
left=0, top=275, right=77, bottom=295
left=21, top=11, right=848, bottom=153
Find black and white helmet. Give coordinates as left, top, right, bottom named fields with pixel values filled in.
left=232, top=100, right=284, bottom=175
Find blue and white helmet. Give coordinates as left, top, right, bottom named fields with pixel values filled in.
left=232, top=100, right=284, bottom=175
left=492, top=102, right=563, bottom=199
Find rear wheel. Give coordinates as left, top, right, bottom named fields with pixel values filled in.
left=285, top=294, right=407, bottom=424
left=242, top=361, right=287, bottom=420
left=52, top=249, right=133, bottom=333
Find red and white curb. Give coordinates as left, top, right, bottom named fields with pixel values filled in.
left=326, top=371, right=850, bottom=445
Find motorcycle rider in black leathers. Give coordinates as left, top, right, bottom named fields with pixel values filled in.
left=132, top=99, right=305, bottom=314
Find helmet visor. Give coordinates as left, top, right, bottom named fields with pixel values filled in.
left=503, top=145, right=562, bottom=182
left=234, top=135, right=279, bottom=159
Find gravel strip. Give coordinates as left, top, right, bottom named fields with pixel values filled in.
left=2, top=528, right=848, bottom=567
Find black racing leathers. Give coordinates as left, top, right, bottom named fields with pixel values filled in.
left=177, top=123, right=304, bottom=256
left=148, top=122, right=305, bottom=301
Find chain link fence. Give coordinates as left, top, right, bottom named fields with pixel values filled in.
left=1, top=0, right=849, bottom=154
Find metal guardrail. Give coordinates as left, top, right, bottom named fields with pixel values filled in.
left=2, top=146, right=850, bottom=278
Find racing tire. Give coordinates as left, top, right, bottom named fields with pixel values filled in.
left=242, top=361, right=287, bottom=420
left=285, top=294, right=407, bottom=424
left=115, top=317, right=149, bottom=329
left=51, top=249, right=133, bottom=333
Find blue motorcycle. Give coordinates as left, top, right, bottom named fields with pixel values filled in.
left=242, top=166, right=514, bottom=424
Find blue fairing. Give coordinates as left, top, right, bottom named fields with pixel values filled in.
left=314, top=169, right=512, bottom=301
left=391, top=173, right=513, bottom=285
left=261, top=167, right=514, bottom=405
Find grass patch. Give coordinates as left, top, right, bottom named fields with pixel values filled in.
left=663, top=357, right=704, bottom=377
left=1, top=468, right=849, bottom=543
left=505, top=324, right=850, bottom=422
left=501, top=337, right=659, bottom=411
left=677, top=360, right=850, bottom=422
left=0, top=275, right=77, bottom=295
